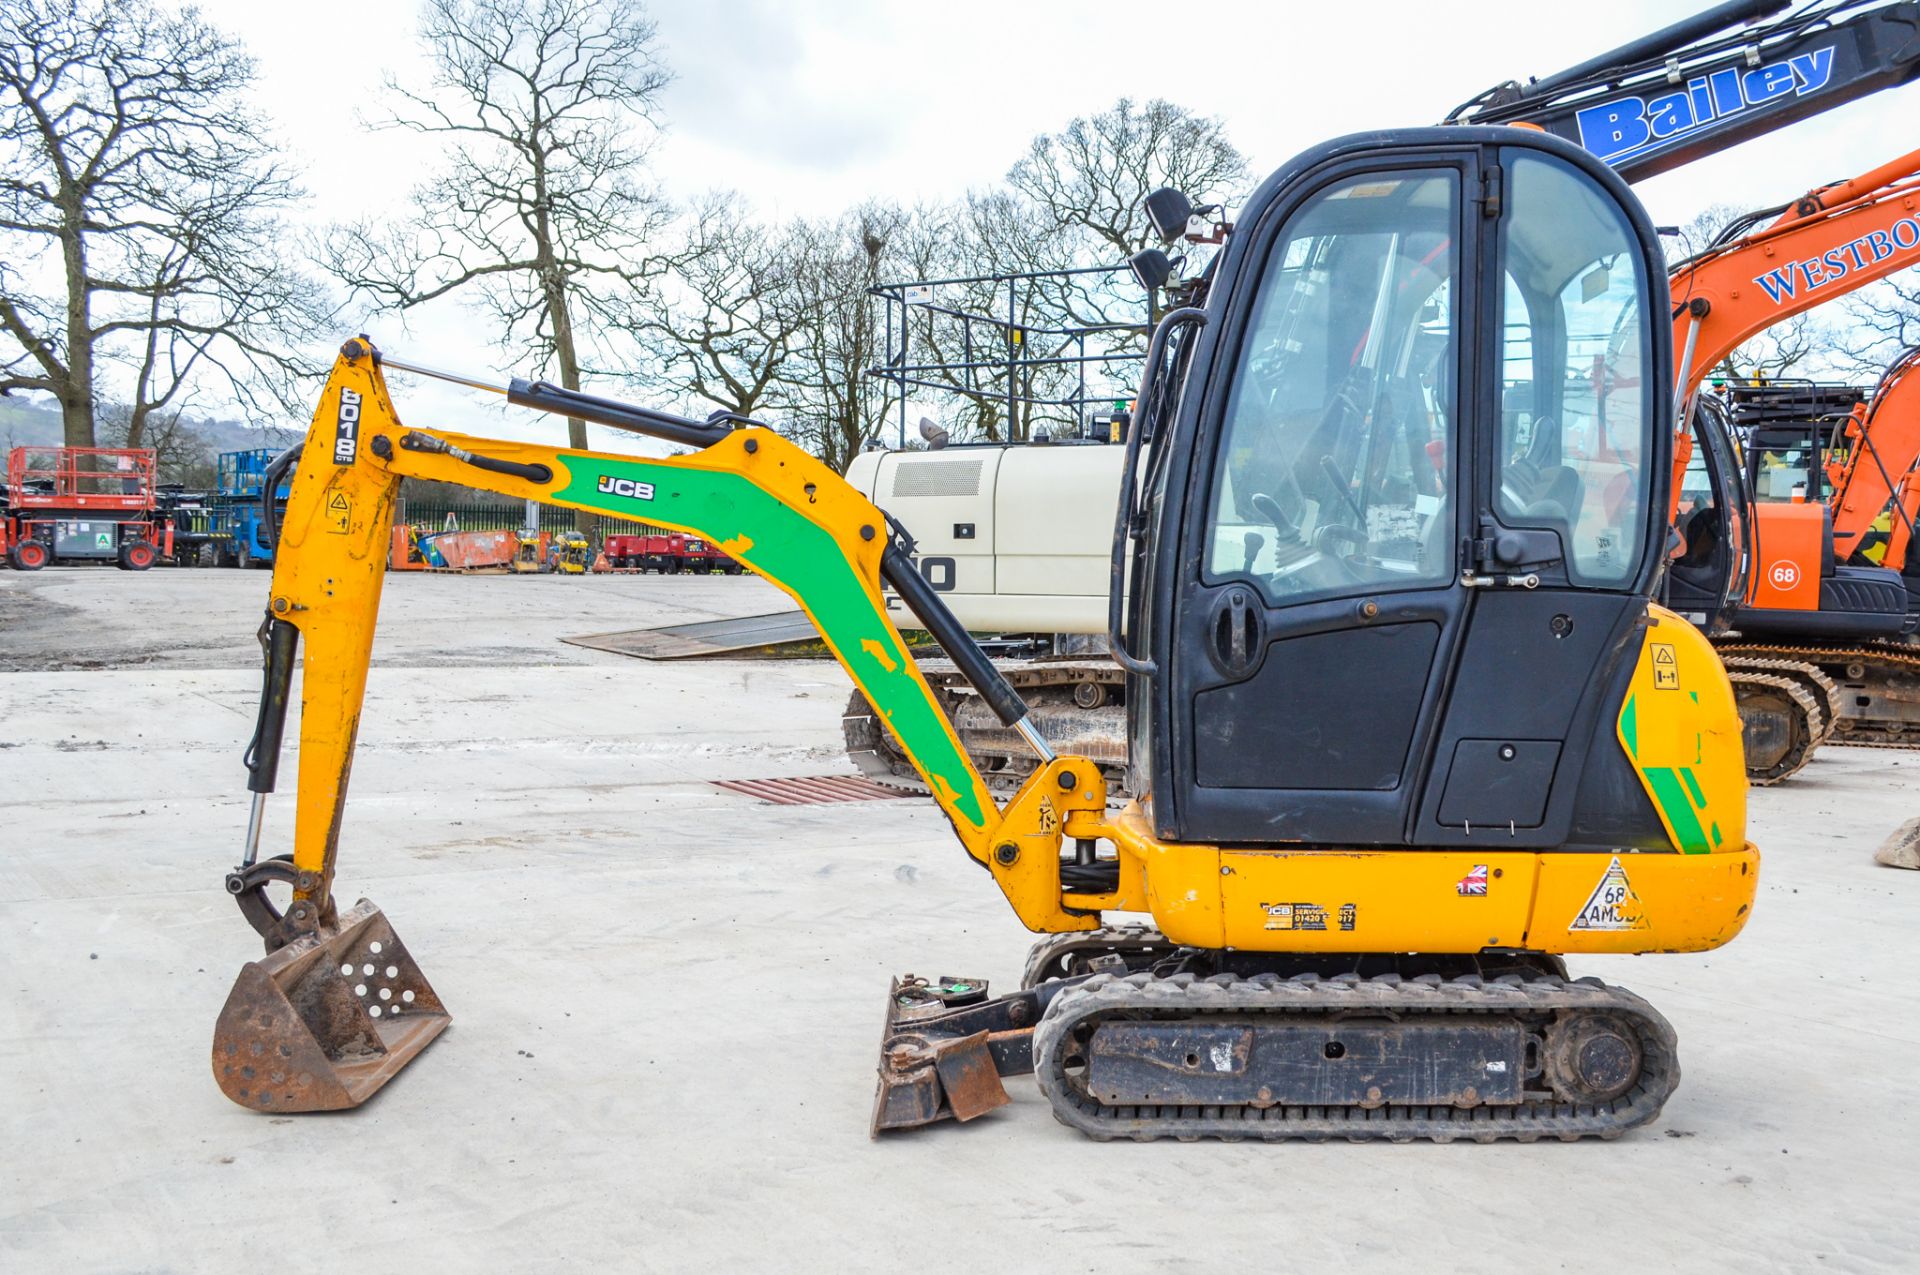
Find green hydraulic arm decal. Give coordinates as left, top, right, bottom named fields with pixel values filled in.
left=1618, top=692, right=1715, bottom=855
left=506, top=447, right=993, bottom=834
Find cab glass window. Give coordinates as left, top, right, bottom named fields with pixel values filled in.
left=1205, top=170, right=1458, bottom=605
left=1496, top=154, right=1651, bottom=586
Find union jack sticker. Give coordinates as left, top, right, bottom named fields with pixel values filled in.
left=1456, top=864, right=1489, bottom=896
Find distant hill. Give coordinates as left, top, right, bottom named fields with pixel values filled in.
left=0, top=396, right=300, bottom=456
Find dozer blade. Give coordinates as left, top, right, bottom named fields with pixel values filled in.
left=871, top=975, right=1016, bottom=1134
left=1876, top=815, right=1920, bottom=869
left=212, top=899, right=449, bottom=1112
left=869, top=973, right=1098, bottom=1134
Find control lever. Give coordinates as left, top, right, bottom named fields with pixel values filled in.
left=1319, top=455, right=1369, bottom=525
left=1250, top=492, right=1301, bottom=543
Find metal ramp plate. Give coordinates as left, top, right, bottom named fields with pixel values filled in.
left=563, top=610, right=823, bottom=660
left=710, top=775, right=915, bottom=805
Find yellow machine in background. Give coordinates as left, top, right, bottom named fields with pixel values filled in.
left=510, top=530, right=544, bottom=573
left=548, top=530, right=590, bottom=574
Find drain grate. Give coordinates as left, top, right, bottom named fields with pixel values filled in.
left=709, top=774, right=916, bottom=805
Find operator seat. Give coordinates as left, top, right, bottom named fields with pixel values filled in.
left=1664, top=504, right=1722, bottom=618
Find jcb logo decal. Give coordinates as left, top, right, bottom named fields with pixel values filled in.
left=595, top=475, right=656, bottom=502
left=333, top=388, right=362, bottom=465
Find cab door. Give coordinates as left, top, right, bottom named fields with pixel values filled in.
left=1140, top=133, right=1669, bottom=848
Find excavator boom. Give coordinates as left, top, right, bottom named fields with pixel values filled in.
left=1829, top=344, right=1920, bottom=567
left=214, top=339, right=1109, bottom=1114
left=1670, top=142, right=1920, bottom=402
left=1456, top=0, right=1920, bottom=182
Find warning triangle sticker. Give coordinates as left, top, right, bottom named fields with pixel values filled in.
left=1654, top=646, right=1676, bottom=665
left=1569, top=856, right=1648, bottom=931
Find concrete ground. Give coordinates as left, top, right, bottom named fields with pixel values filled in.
left=3, top=564, right=1918, bottom=1274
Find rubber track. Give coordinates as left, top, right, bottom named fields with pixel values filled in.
left=1719, top=639, right=1920, bottom=749
left=1020, top=924, right=1172, bottom=990
left=842, top=681, right=1128, bottom=799
left=1717, top=653, right=1841, bottom=745
left=1031, top=970, right=1679, bottom=1143
left=1726, top=669, right=1823, bottom=785
left=841, top=689, right=925, bottom=792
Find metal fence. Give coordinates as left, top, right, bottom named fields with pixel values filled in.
left=866, top=263, right=1150, bottom=448
left=397, top=501, right=663, bottom=539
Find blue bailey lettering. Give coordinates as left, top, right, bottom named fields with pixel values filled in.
left=1752, top=218, right=1920, bottom=305
left=1575, top=46, right=1835, bottom=165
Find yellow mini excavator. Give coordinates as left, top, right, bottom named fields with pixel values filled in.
left=215, top=124, right=1755, bottom=1142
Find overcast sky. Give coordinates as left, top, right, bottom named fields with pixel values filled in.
left=182, top=0, right=1920, bottom=448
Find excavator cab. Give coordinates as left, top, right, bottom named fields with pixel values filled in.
left=1723, top=388, right=1911, bottom=639
left=1121, top=130, right=1689, bottom=854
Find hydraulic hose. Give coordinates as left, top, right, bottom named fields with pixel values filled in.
left=259, top=443, right=302, bottom=552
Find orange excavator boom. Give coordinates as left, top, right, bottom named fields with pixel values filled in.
left=1667, top=144, right=1920, bottom=516
left=1827, top=345, right=1920, bottom=569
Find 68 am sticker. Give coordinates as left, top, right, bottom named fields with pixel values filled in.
left=1569, top=856, right=1648, bottom=932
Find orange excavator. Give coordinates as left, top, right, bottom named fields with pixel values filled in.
left=1662, top=145, right=1920, bottom=777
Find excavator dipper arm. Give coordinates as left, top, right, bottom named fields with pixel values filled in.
left=213, top=338, right=1105, bottom=1115
left=252, top=339, right=1110, bottom=935
left=1830, top=344, right=1920, bottom=567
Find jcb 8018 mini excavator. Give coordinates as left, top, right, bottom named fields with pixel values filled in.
left=216, top=126, right=1756, bottom=1142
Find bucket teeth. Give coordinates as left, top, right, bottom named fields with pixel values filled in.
left=212, top=899, right=450, bottom=1112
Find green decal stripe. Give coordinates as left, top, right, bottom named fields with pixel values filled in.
left=554, top=457, right=990, bottom=829
left=1679, top=768, right=1706, bottom=809
left=1619, top=693, right=1639, bottom=759
left=1710, top=821, right=1723, bottom=848
left=1644, top=767, right=1712, bottom=854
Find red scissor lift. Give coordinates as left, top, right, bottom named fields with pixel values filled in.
left=3, top=446, right=172, bottom=570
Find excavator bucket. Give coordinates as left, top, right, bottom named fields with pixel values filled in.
left=211, top=900, right=449, bottom=1111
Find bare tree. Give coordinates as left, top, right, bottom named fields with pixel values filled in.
left=864, top=101, right=1243, bottom=448
left=777, top=206, right=904, bottom=473
left=1836, top=275, right=1920, bottom=377
left=0, top=0, right=326, bottom=449
left=1008, top=97, right=1248, bottom=326
left=623, top=193, right=805, bottom=420
left=323, top=0, right=672, bottom=520
left=96, top=399, right=205, bottom=484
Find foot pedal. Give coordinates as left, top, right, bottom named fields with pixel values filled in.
left=212, top=899, right=450, bottom=1111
